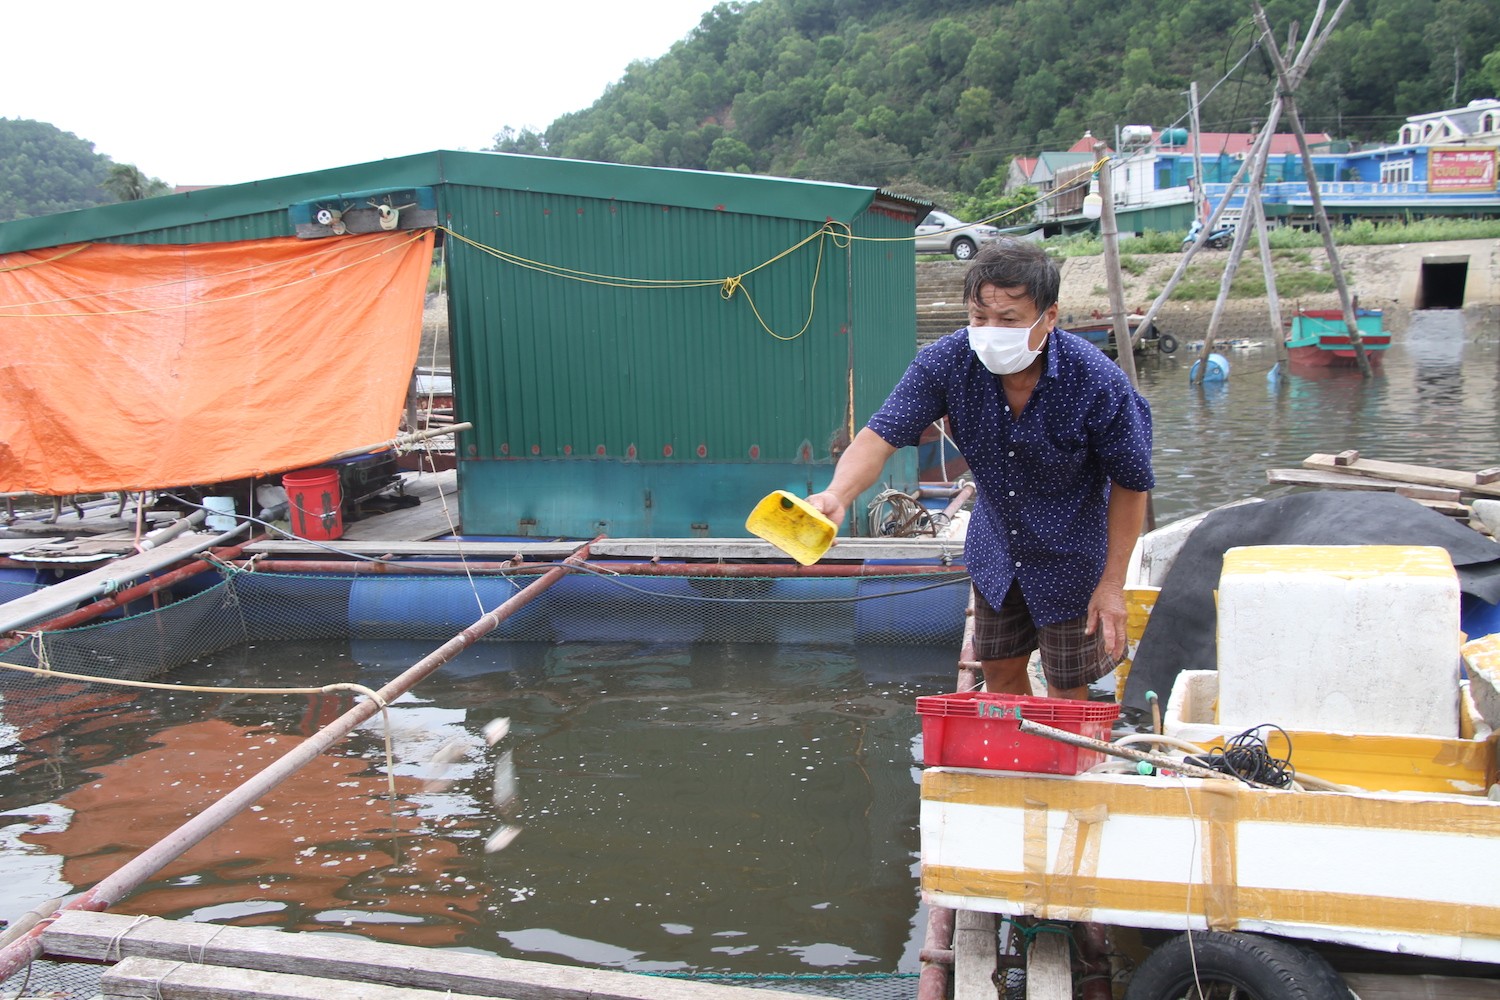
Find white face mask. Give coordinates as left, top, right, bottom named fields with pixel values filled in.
left=967, top=316, right=1045, bottom=375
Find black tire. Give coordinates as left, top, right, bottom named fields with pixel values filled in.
left=952, top=236, right=977, bottom=260
left=1157, top=332, right=1178, bottom=354
left=1123, top=932, right=1349, bottom=1000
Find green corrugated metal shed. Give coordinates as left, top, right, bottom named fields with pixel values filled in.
left=0, top=150, right=926, bottom=538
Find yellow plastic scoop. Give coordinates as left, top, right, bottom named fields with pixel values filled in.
left=746, top=490, right=838, bottom=566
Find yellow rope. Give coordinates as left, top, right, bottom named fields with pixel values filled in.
left=0, top=243, right=92, bottom=273
left=4, top=652, right=400, bottom=799
left=0, top=231, right=410, bottom=310
left=443, top=220, right=852, bottom=341
left=0, top=230, right=430, bottom=319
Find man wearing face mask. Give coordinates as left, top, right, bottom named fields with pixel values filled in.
left=806, top=239, right=1153, bottom=700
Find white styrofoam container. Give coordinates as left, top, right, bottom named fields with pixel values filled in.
left=1216, top=545, right=1461, bottom=737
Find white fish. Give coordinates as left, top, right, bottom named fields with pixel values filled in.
left=419, top=737, right=471, bottom=793
left=484, top=823, right=521, bottom=853
left=492, top=750, right=517, bottom=811
left=483, top=717, right=511, bottom=746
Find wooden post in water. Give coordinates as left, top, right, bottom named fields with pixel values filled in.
left=1093, top=142, right=1154, bottom=531
left=1094, top=142, right=1138, bottom=389
left=1251, top=0, right=1371, bottom=377
left=1252, top=198, right=1290, bottom=369
left=1191, top=109, right=1286, bottom=383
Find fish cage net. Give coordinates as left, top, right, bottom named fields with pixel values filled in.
left=0, top=564, right=973, bottom=691
left=643, top=971, right=922, bottom=998
left=0, top=957, right=102, bottom=999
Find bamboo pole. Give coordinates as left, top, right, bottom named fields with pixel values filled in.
left=1251, top=2, right=1370, bottom=376
left=1094, top=142, right=1140, bottom=389
left=0, top=541, right=593, bottom=983
left=1252, top=197, right=1290, bottom=369
left=1190, top=107, right=1286, bottom=382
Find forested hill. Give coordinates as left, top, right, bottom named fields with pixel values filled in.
left=493, top=0, right=1500, bottom=214
left=0, top=119, right=170, bottom=223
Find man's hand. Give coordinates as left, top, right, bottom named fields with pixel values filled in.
left=805, top=490, right=847, bottom=526
left=1085, top=579, right=1128, bottom=660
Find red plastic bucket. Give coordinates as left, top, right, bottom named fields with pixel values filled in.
left=282, top=467, right=344, bottom=541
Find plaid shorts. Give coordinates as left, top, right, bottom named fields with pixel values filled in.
left=972, top=582, right=1118, bottom=690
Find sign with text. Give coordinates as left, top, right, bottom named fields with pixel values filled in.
left=1428, top=147, right=1498, bottom=192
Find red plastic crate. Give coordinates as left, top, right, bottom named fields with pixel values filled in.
left=915, top=692, right=1120, bottom=774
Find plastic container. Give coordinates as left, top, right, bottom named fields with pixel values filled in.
left=203, top=495, right=236, bottom=531
left=745, top=490, right=837, bottom=565
left=916, top=692, right=1120, bottom=773
left=1189, top=352, right=1230, bottom=382
left=282, top=467, right=344, bottom=541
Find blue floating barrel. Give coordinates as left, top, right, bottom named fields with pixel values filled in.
left=1189, top=352, right=1230, bottom=382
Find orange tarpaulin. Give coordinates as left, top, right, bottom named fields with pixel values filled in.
left=0, top=231, right=435, bottom=494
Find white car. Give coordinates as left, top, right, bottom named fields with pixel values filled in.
left=914, top=210, right=1002, bottom=260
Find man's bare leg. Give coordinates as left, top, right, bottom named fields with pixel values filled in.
left=981, top=655, right=1032, bottom=695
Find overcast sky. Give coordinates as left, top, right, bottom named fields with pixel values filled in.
left=5, top=0, right=716, bottom=186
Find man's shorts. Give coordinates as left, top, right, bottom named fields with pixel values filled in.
left=972, top=581, right=1118, bottom=691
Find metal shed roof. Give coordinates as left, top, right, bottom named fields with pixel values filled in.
left=0, top=150, right=924, bottom=253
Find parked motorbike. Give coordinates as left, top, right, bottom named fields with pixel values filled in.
left=1182, top=220, right=1234, bottom=251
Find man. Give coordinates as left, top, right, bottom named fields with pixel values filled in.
left=807, top=239, right=1153, bottom=699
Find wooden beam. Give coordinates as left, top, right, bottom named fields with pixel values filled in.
left=952, top=909, right=998, bottom=1000
left=1333, top=449, right=1360, bottom=466
left=1025, top=930, right=1072, bottom=1000
left=1342, top=971, right=1500, bottom=999
left=1302, top=454, right=1500, bottom=499
left=1266, top=468, right=1462, bottom=501
left=47, top=911, right=804, bottom=1000
left=101, top=955, right=496, bottom=1000
left=1476, top=468, right=1500, bottom=486
left=0, top=533, right=209, bottom=626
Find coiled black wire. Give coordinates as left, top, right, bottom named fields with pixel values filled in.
left=1185, top=724, right=1296, bottom=788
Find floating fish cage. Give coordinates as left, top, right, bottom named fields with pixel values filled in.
left=0, top=563, right=972, bottom=691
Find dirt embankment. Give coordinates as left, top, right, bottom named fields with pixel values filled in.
left=1055, top=239, right=1499, bottom=342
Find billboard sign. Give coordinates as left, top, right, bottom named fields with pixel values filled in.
left=1428, top=147, right=1498, bottom=192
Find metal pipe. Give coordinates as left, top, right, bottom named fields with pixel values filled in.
left=939, top=483, right=975, bottom=522
left=136, top=510, right=206, bottom=551
left=917, top=905, right=956, bottom=1000
left=1077, top=921, right=1114, bottom=1000
left=231, top=559, right=966, bottom=579
left=0, top=539, right=593, bottom=982
left=0, top=523, right=251, bottom=636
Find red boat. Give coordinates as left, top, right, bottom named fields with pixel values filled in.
left=1284, top=308, right=1389, bottom=366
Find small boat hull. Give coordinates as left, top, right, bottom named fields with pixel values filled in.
left=1286, top=309, right=1389, bottom=366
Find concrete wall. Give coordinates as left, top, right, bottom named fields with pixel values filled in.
left=1055, top=238, right=1500, bottom=341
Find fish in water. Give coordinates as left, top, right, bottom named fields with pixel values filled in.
left=483, top=717, right=510, bottom=746
left=492, top=749, right=517, bottom=812
left=419, top=737, right=472, bottom=794
left=484, top=823, right=521, bottom=854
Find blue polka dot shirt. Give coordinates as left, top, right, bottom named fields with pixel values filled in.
left=867, top=328, right=1155, bottom=625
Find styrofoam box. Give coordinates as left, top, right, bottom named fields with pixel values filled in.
left=1217, top=545, right=1460, bottom=737
left=1465, top=633, right=1500, bottom=730
left=1163, top=669, right=1492, bottom=795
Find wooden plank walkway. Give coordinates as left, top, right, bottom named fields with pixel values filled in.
left=341, top=469, right=460, bottom=542
left=44, top=911, right=806, bottom=1000
left=0, top=533, right=212, bottom=630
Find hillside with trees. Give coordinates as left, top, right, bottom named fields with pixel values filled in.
left=492, top=0, right=1500, bottom=217
left=0, top=118, right=170, bottom=223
